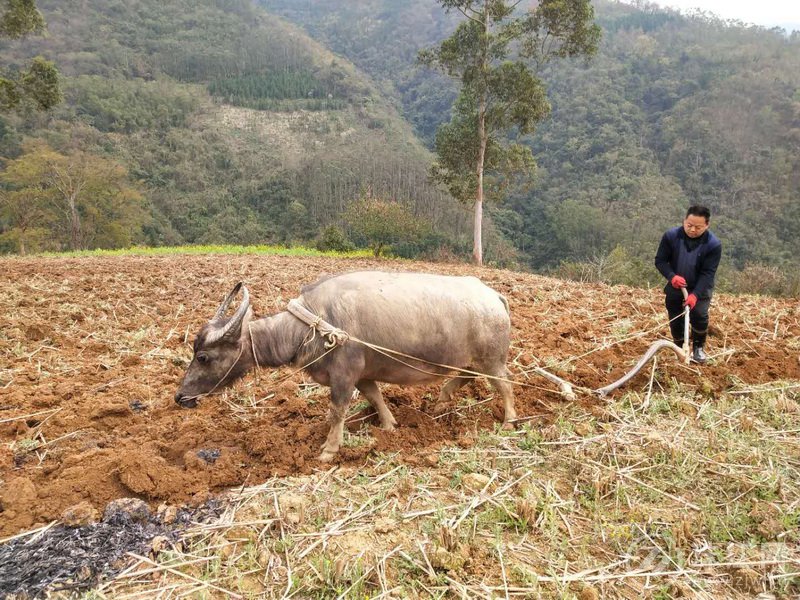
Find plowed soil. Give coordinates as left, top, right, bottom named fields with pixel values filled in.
left=1, top=254, right=798, bottom=536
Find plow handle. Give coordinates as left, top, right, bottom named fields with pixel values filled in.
left=681, top=287, right=691, bottom=364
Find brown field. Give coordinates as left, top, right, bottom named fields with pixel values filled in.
left=1, top=253, right=798, bottom=540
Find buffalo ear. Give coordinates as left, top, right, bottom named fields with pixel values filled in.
left=205, top=284, right=250, bottom=345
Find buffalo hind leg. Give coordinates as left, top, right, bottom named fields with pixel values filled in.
left=319, top=381, right=354, bottom=462
left=356, top=380, right=397, bottom=431
left=489, top=368, right=516, bottom=429
left=431, top=375, right=471, bottom=415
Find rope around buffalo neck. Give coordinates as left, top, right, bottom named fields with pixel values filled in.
left=247, top=317, right=340, bottom=386
left=287, top=299, right=350, bottom=349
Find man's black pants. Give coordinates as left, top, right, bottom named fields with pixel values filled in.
left=665, top=289, right=711, bottom=347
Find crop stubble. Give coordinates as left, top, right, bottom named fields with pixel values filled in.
left=1, top=254, right=797, bottom=536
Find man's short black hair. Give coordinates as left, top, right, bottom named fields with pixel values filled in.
left=686, top=205, right=711, bottom=223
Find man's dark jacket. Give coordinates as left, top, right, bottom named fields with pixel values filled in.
left=655, top=226, right=722, bottom=298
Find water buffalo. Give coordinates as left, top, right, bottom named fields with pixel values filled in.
left=174, top=271, right=516, bottom=461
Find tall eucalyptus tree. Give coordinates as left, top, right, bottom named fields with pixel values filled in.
left=420, top=0, right=600, bottom=264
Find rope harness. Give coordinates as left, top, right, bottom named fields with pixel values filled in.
left=283, top=296, right=695, bottom=399
left=188, top=294, right=694, bottom=405
left=285, top=298, right=579, bottom=397
left=287, top=300, right=350, bottom=349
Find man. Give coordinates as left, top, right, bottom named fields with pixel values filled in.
left=655, top=205, right=722, bottom=364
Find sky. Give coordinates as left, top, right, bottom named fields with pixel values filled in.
left=622, top=0, right=800, bottom=31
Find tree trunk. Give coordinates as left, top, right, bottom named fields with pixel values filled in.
left=473, top=5, right=489, bottom=266
left=474, top=108, right=486, bottom=265
left=68, top=193, right=81, bottom=251
left=473, top=194, right=483, bottom=264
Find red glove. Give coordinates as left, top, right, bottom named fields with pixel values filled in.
left=671, top=275, right=687, bottom=289
left=683, top=293, right=697, bottom=310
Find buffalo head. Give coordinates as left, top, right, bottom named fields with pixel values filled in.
left=174, top=282, right=253, bottom=408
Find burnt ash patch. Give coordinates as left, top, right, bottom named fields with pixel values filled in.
left=196, top=448, right=221, bottom=464
left=0, top=500, right=222, bottom=599
left=128, top=399, right=147, bottom=413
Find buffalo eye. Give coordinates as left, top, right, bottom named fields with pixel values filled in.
left=196, top=352, right=210, bottom=364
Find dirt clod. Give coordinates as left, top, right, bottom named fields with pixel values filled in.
left=578, top=586, right=600, bottom=600
left=374, top=517, right=396, bottom=533
left=150, top=535, right=170, bottom=555
left=156, top=503, right=179, bottom=525
left=90, top=402, right=130, bottom=419
left=103, top=498, right=151, bottom=524
left=430, top=545, right=466, bottom=571
left=0, top=478, right=37, bottom=530
left=729, top=567, right=762, bottom=593
left=61, top=501, right=100, bottom=527
left=278, top=493, right=308, bottom=526
left=461, top=472, right=491, bottom=491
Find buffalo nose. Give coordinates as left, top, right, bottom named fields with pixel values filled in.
left=174, top=392, right=197, bottom=408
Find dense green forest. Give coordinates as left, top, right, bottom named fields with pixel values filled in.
left=0, top=0, right=474, bottom=258
left=262, top=0, right=800, bottom=292
left=1, top=0, right=799, bottom=292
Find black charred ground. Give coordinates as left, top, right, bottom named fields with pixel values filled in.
left=0, top=498, right=223, bottom=599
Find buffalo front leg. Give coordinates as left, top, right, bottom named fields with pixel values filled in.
left=319, top=381, right=354, bottom=462
left=356, top=380, right=397, bottom=431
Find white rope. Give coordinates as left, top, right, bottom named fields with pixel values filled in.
left=285, top=298, right=577, bottom=397
left=287, top=299, right=350, bottom=349
left=282, top=297, right=694, bottom=400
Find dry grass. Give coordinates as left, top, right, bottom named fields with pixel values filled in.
left=96, top=381, right=800, bottom=599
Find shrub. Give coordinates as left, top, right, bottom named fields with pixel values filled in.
left=344, top=196, right=426, bottom=257
left=728, top=263, right=800, bottom=297
left=315, top=225, right=354, bottom=253
left=554, top=245, right=656, bottom=287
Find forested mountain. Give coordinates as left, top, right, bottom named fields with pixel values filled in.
left=1, top=0, right=798, bottom=291
left=262, top=0, right=800, bottom=288
left=0, top=0, right=473, bottom=256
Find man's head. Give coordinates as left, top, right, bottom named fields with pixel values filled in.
left=683, top=205, right=710, bottom=239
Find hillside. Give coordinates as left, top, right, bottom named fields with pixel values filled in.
left=0, top=253, right=798, bottom=597
left=2, top=0, right=799, bottom=282
left=0, top=0, right=472, bottom=255
left=261, top=0, right=800, bottom=283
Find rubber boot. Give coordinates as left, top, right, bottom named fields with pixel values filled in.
left=691, top=329, right=708, bottom=364
left=692, top=345, right=708, bottom=364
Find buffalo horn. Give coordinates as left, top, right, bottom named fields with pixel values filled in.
left=213, top=282, right=243, bottom=320
left=205, top=283, right=250, bottom=345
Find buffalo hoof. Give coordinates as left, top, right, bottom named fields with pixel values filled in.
left=429, top=402, right=448, bottom=416
left=318, top=450, right=337, bottom=463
